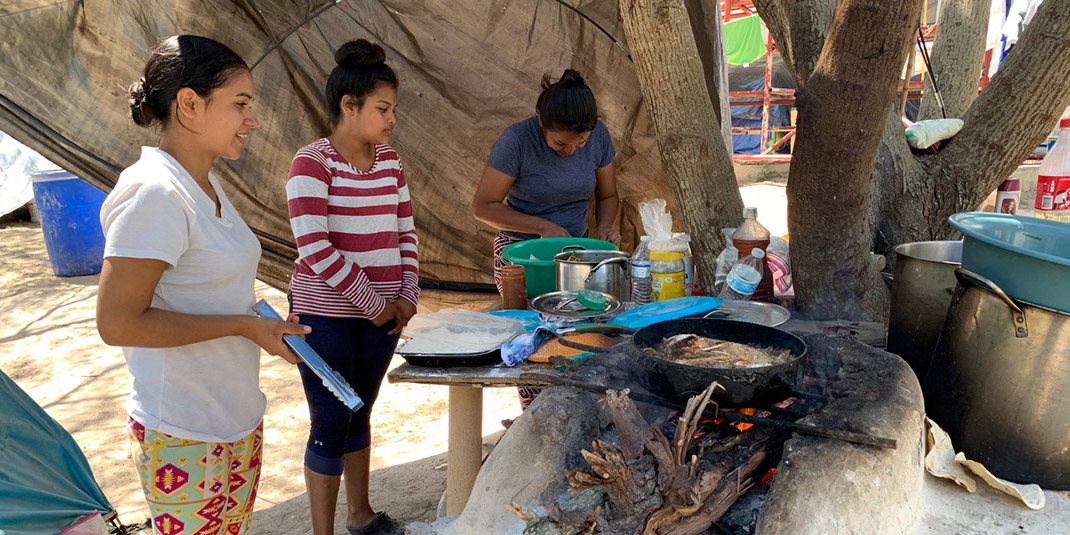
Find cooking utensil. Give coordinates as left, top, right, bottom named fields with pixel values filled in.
left=948, top=212, right=1070, bottom=313
left=254, top=300, right=364, bottom=410
left=886, top=240, right=961, bottom=381
left=502, top=238, right=618, bottom=297
left=701, top=300, right=790, bottom=327
left=924, top=268, right=1070, bottom=490
left=629, top=318, right=807, bottom=406
left=399, top=350, right=503, bottom=368
left=396, top=309, right=524, bottom=367
left=530, top=290, right=622, bottom=320
left=554, top=249, right=631, bottom=300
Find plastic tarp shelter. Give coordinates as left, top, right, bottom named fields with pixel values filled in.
left=0, top=1, right=735, bottom=291
left=0, top=132, right=48, bottom=218
left=0, top=370, right=113, bottom=535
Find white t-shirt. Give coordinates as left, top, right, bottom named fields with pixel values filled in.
left=100, top=147, right=265, bottom=443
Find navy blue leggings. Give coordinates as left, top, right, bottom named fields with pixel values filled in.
left=297, top=314, right=400, bottom=476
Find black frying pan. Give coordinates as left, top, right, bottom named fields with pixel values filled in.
left=629, top=318, right=807, bottom=406
left=399, top=349, right=501, bottom=368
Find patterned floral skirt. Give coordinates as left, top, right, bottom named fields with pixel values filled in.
left=127, top=418, right=262, bottom=535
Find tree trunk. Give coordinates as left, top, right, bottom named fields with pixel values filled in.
left=786, top=0, right=922, bottom=320
left=683, top=0, right=734, bottom=155
left=917, top=0, right=990, bottom=120
left=618, top=0, right=743, bottom=293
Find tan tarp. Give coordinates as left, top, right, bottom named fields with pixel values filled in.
left=0, top=1, right=729, bottom=290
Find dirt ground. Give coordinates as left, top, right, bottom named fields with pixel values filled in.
left=0, top=221, right=522, bottom=534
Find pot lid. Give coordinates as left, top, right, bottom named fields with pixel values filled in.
left=530, top=290, right=623, bottom=319
left=702, top=300, right=791, bottom=327
left=553, top=249, right=630, bottom=263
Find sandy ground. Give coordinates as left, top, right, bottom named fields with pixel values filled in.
left=0, top=221, right=521, bottom=534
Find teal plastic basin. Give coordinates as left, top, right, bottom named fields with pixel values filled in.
left=948, top=212, right=1070, bottom=312
left=500, top=237, right=617, bottom=297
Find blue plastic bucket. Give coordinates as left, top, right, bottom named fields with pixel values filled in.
left=948, top=212, right=1070, bottom=313
left=30, top=170, right=107, bottom=277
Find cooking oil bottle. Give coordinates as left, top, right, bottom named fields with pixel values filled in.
left=732, top=207, right=775, bottom=302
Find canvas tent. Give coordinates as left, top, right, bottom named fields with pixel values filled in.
left=0, top=0, right=733, bottom=291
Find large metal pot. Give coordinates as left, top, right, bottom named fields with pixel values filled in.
left=554, top=249, right=630, bottom=300
left=924, top=269, right=1070, bottom=490
left=629, top=318, right=807, bottom=407
left=887, top=241, right=962, bottom=381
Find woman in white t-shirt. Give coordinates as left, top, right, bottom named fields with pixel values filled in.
left=95, top=35, right=308, bottom=535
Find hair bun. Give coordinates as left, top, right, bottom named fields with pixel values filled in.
left=559, top=69, right=585, bottom=85
left=335, top=39, right=386, bottom=68
left=128, top=77, right=155, bottom=127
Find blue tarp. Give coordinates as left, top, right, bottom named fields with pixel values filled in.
left=728, top=57, right=795, bottom=154
left=0, top=370, right=113, bottom=535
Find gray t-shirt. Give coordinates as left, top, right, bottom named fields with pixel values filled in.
left=486, top=117, right=615, bottom=239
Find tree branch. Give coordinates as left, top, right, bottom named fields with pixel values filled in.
left=932, top=0, right=1070, bottom=209
left=917, top=0, right=989, bottom=120
left=752, top=0, right=837, bottom=86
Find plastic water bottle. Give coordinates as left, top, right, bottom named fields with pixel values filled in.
left=630, top=236, right=652, bottom=305
left=718, top=248, right=765, bottom=301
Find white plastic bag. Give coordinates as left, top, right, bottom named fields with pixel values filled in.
left=714, top=228, right=737, bottom=291
left=639, top=199, right=688, bottom=253
left=905, top=118, right=963, bottom=149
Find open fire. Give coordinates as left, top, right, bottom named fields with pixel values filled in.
left=414, top=334, right=921, bottom=535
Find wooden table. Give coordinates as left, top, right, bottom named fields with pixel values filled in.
left=387, top=362, right=554, bottom=515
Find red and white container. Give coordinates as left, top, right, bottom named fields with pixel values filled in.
left=1034, top=118, right=1070, bottom=222
left=994, top=177, right=1021, bottom=215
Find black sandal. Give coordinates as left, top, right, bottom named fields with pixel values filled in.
left=347, top=512, right=406, bottom=535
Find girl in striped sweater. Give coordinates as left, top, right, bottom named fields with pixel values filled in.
left=285, top=39, right=416, bottom=535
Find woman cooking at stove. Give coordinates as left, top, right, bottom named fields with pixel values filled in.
left=471, top=69, right=621, bottom=292
left=471, top=69, right=619, bottom=409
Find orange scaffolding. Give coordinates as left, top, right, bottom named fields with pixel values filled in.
left=722, top=1, right=931, bottom=164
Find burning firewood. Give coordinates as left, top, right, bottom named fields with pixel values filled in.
left=507, top=501, right=600, bottom=535
left=566, top=383, right=771, bottom=535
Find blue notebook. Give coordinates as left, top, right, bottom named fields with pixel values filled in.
left=607, top=296, right=724, bottom=329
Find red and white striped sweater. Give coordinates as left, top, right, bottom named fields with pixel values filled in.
left=286, top=138, right=419, bottom=319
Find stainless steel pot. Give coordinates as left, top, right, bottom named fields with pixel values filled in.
left=554, top=248, right=630, bottom=300
left=887, top=241, right=962, bottom=381
left=924, top=268, right=1070, bottom=490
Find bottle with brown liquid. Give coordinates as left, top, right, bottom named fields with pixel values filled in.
left=500, top=264, right=528, bottom=310
left=732, top=207, right=775, bottom=302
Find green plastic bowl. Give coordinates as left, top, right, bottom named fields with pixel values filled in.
left=501, top=237, right=618, bottom=297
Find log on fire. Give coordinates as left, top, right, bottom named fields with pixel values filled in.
left=561, top=383, right=772, bottom=535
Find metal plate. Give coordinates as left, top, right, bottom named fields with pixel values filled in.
left=529, top=290, right=623, bottom=320
left=702, top=300, right=790, bottom=327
